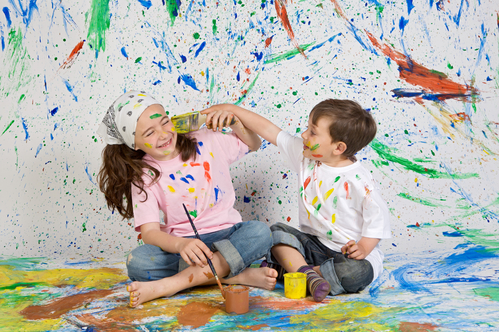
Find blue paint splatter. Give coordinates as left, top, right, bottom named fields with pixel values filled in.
left=152, top=80, right=161, bottom=85
left=194, top=41, right=206, bottom=57
left=214, top=186, right=220, bottom=202
left=406, top=0, right=414, bottom=15
left=251, top=51, right=263, bottom=61
left=180, top=177, right=189, bottom=184
left=35, top=143, right=42, bottom=157
left=452, top=0, right=465, bottom=26
left=180, top=54, right=187, bottom=63
left=8, top=0, right=39, bottom=29
left=243, top=196, right=251, bottom=203
left=84, top=163, right=95, bottom=184
left=185, top=174, right=194, bottom=181
left=121, top=46, right=128, bottom=58
left=169, top=174, right=175, bottom=180
left=2, top=7, right=11, bottom=28
left=153, top=60, right=167, bottom=71
left=50, top=107, right=59, bottom=116
left=21, top=117, right=29, bottom=140
left=137, top=0, right=152, bottom=9
left=63, top=79, right=78, bottom=101
left=178, top=74, right=200, bottom=91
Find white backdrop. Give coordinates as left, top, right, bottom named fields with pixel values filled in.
left=1, top=0, right=498, bottom=260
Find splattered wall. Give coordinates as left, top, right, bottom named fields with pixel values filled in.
left=0, top=0, right=498, bottom=260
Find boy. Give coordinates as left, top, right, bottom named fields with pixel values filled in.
left=202, top=99, right=391, bottom=302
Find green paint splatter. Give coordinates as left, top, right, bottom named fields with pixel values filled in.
left=264, top=42, right=315, bottom=64
left=150, top=113, right=162, bottom=119
left=135, top=57, right=142, bottom=63
left=2, top=120, right=15, bottom=135
left=473, top=287, right=499, bottom=302
left=296, top=128, right=301, bottom=133
left=193, top=32, right=200, bottom=39
left=189, top=210, right=198, bottom=218
left=86, top=0, right=110, bottom=57
left=332, top=196, right=338, bottom=209
left=165, top=0, right=180, bottom=26
left=370, top=139, right=479, bottom=179
left=397, top=193, right=449, bottom=207
left=311, top=144, right=320, bottom=151
left=235, top=72, right=260, bottom=106
left=334, top=176, right=341, bottom=183
left=212, top=19, right=218, bottom=35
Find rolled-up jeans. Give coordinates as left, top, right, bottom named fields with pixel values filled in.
left=126, top=220, right=272, bottom=281
left=268, top=222, right=374, bottom=296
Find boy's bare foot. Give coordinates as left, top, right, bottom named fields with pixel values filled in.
left=127, top=280, right=176, bottom=307
left=223, top=267, right=278, bottom=290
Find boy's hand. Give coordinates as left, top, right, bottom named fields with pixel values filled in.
left=341, top=240, right=367, bottom=260
left=202, top=106, right=237, bottom=132
left=176, top=237, right=213, bottom=268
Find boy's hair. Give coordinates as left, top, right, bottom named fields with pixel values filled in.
left=98, top=134, right=197, bottom=219
left=310, top=99, right=377, bottom=157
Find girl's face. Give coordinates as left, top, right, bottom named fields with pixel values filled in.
left=135, top=104, right=178, bottom=161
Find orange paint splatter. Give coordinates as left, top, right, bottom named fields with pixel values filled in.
left=188, top=274, right=194, bottom=283
left=304, top=176, right=311, bottom=190
left=60, top=40, right=85, bottom=69
left=190, top=162, right=201, bottom=167
left=244, top=68, right=251, bottom=75
left=203, top=161, right=210, bottom=172
left=449, top=112, right=471, bottom=123
left=203, top=271, right=214, bottom=279
left=398, top=321, right=439, bottom=331
left=312, top=154, right=323, bottom=158
left=344, top=182, right=349, bottom=199
left=274, top=0, right=306, bottom=58
left=365, top=31, right=475, bottom=98
left=265, top=36, right=273, bottom=47
left=177, top=302, right=220, bottom=328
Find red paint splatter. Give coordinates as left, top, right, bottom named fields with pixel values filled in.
left=244, top=68, right=251, bottom=75
left=274, top=0, right=306, bottom=58
left=365, top=31, right=475, bottom=99
left=60, top=40, right=85, bottom=69
left=203, top=161, right=210, bottom=172
left=344, top=182, right=349, bottom=199
left=251, top=190, right=257, bottom=196
left=304, top=176, right=311, bottom=190
left=416, top=222, right=420, bottom=227
left=190, top=162, right=201, bottom=167
left=312, top=154, right=323, bottom=158
left=265, top=36, right=273, bottom=48
left=449, top=112, right=471, bottom=123
left=286, top=216, right=291, bottom=222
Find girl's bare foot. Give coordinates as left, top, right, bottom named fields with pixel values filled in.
left=127, top=279, right=176, bottom=307
left=223, top=267, right=278, bottom=290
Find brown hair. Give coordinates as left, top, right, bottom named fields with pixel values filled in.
left=98, top=134, right=197, bottom=219
left=310, top=99, right=377, bottom=157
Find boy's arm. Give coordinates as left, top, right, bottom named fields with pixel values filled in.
left=342, top=237, right=380, bottom=260
left=201, top=104, right=282, bottom=146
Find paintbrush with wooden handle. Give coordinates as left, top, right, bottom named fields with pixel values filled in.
left=182, top=203, right=225, bottom=298
left=171, top=111, right=236, bottom=134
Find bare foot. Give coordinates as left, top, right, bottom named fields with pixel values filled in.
left=127, top=280, right=177, bottom=307
left=223, top=267, right=278, bottom=290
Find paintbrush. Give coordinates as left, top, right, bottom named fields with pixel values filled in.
left=171, top=111, right=236, bottom=134
left=182, top=203, right=225, bottom=298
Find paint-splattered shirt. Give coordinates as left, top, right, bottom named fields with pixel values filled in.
left=131, top=128, right=249, bottom=237
left=277, top=131, right=391, bottom=280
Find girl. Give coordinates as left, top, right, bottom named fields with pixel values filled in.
left=97, top=90, right=277, bottom=307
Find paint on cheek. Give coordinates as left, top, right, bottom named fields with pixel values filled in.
left=144, top=143, right=152, bottom=148
left=164, top=150, right=171, bottom=155
left=310, top=144, right=320, bottom=151
left=312, top=154, right=323, bottom=158
left=171, top=126, right=176, bottom=132
left=150, top=113, right=162, bottom=119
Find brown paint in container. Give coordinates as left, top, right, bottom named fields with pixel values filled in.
left=224, top=285, right=249, bottom=314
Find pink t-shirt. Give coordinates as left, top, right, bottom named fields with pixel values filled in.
left=131, top=128, right=249, bottom=237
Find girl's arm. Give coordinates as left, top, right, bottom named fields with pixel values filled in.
left=140, top=222, right=213, bottom=268
left=201, top=104, right=281, bottom=147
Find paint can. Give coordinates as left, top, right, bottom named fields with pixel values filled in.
left=284, top=272, right=307, bottom=299
left=224, top=285, right=249, bottom=314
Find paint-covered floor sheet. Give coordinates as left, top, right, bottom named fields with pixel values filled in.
left=1, top=245, right=498, bottom=331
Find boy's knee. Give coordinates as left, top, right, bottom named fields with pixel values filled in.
left=334, top=259, right=374, bottom=293
left=270, top=222, right=287, bottom=232
left=247, top=220, right=272, bottom=246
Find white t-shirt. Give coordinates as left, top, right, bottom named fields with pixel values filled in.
left=277, top=131, right=391, bottom=280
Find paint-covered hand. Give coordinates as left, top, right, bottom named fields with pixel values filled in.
left=202, top=106, right=238, bottom=131
left=177, top=238, right=213, bottom=268
left=341, top=240, right=366, bottom=260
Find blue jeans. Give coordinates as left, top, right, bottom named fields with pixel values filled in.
left=126, top=220, right=272, bottom=281
left=268, top=222, right=374, bottom=296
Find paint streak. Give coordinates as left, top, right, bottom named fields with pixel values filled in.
left=312, top=154, right=323, bottom=158
left=60, top=40, right=84, bottom=69
left=179, top=73, right=200, bottom=91
left=188, top=274, right=194, bottom=283
left=20, top=289, right=113, bottom=320
left=165, top=0, right=181, bottom=26
left=332, top=214, right=336, bottom=224
left=274, top=0, right=306, bottom=58
left=149, top=113, right=162, bottom=119
left=2, top=120, right=14, bottom=135
left=168, top=185, right=175, bottom=192
left=310, top=144, right=320, bottom=151
left=324, top=188, right=334, bottom=201
left=344, top=182, right=349, bottom=199
left=370, top=139, right=479, bottom=179
left=86, top=0, right=110, bottom=57
left=138, top=0, right=152, bottom=9
left=398, top=322, right=438, bottom=331
left=177, top=302, right=220, bottom=328
left=304, top=176, right=311, bottom=190
left=365, top=31, right=476, bottom=100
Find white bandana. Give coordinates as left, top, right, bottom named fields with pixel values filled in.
left=97, top=90, right=161, bottom=149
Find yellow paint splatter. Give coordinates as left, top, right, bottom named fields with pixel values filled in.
left=171, top=127, right=176, bottom=132
left=324, top=188, right=334, bottom=201
left=144, top=143, right=152, bottom=148
left=332, top=214, right=336, bottom=224
left=168, top=186, right=175, bottom=193
left=210, top=152, right=214, bottom=158
left=311, top=196, right=318, bottom=206
left=415, top=178, right=418, bottom=183
left=307, top=210, right=310, bottom=219
left=133, top=103, right=142, bottom=109
left=183, top=163, right=188, bottom=167
left=319, top=180, right=322, bottom=187
left=164, top=150, right=171, bottom=155
left=138, top=93, right=146, bottom=96
left=188, top=188, right=195, bottom=193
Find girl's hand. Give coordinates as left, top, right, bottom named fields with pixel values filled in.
left=176, top=238, right=213, bottom=267
left=341, top=240, right=367, bottom=260
left=202, top=106, right=238, bottom=132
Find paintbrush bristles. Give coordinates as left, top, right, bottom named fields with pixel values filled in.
left=171, top=112, right=206, bottom=134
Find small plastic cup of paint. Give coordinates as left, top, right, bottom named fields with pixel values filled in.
left=284, top=272, right=307, bottom=299
left=224, top=285, right=249, bottom=314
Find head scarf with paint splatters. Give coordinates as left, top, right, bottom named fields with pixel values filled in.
left=97, top=90, right=161, bottom=149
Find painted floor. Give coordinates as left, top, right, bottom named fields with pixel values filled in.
left=1, top=244, right=498, bottom=331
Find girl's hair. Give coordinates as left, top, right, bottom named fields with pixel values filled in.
left=98, top=134, right=197, bottom=219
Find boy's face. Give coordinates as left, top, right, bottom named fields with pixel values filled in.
left=301, top=115, right=342, bottom=165
left=135, top=104, right=178, bottom=161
